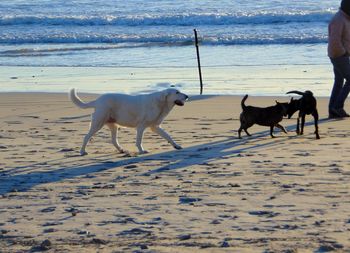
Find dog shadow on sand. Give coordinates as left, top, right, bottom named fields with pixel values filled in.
left=0, top=117, right=337, bottom=195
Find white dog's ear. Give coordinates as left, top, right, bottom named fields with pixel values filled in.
left=160, top=89, right=171, bottom=102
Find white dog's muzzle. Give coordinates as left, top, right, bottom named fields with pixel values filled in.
left=174, top=94, right=189, bottom=106
left=175, top=100, right=184, bottom=106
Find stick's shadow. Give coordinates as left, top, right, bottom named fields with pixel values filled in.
left=0, top=117, right=334, bottom=195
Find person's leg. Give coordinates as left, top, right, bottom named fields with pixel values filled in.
left=329, top=57, right=345, bottom=116
left=331, top=56, right=350, bottom=115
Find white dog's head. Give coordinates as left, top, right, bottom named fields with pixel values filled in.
left=162, top=88, right=188, bottom=106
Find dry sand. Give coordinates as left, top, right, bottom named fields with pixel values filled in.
left=0, top=92, right=350, bottom=252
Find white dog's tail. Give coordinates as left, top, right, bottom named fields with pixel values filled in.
left=69, top=89, right=95, bottom=109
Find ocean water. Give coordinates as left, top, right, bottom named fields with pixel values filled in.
left=0, top=0, right=339, bottom=95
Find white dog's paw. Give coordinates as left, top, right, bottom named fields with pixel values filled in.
left=80, top=151, right=88, bottom=156
left=118, top=148, right=128, bottom=154
left=174, top=144, right=182, bottom=150
left=122, top=152, right=134, bottom=157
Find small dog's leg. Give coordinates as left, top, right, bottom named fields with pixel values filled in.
left=151, top=126, right=182, bottom=149
left=312, top=110, right=320, bottom=139
left=107, top=123, right=126, bottom=153
left=300, top=114, right=305, bottom=135
left=270, top=126, right=275, bottom=138
left=238, top=127, right=242, bottom=138
left=276, top=123, right=287, bottom=134
left=296, top=117, right=300, bottom=135
left=136, top=126, right=148, bottom=154
left=244, top=128, right=251, bottom=136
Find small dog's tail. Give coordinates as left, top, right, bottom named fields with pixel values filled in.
left=69, top=89, right=95, bottom=109
left=241, top=94, right=248, bottom=110
left=286, top=90, right=313, bottom=96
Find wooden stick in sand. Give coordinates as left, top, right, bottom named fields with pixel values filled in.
left=194, top=29, right=203, bottom=95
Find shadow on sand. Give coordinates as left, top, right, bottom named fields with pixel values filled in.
left=0, top=117, right=336, bottom=195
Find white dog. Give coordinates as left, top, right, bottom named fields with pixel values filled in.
left=69, top=88, right=188, bottom=155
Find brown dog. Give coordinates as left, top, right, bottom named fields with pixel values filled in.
left=238, top=95, right=288, bottom=138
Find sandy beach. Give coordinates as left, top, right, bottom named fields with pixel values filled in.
left=1, top=91, right=350, bottom=252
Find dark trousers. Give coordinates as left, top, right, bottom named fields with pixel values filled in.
left=329, top=55, right=350, bottom=111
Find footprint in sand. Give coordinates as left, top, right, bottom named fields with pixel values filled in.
left=179, top=196, right=202, bottom=204
left=248, top=210, right=280, bottom=218
left=293, top=152, right=311, bottom=157
left=4, top=121, right=23, bottom=125
left=20, top=115, right=40, bottom=119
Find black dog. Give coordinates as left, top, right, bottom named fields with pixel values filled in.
left=238, top=95, right=288, bottom=138
left=286, top=90, right=320, bottom=139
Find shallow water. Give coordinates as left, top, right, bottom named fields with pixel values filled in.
left=0, top=0, right=337, bottom=95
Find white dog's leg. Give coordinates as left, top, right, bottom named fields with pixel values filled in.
left=106, top=123, right=126, bottom=153
left=136, top=126, right=148, bottom=154
left=151, top=126, right=182, bottom=150
left=80, top=112, right=105, bottom=156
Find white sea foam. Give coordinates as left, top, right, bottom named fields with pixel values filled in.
left=0, top=11, right=334, bottom=26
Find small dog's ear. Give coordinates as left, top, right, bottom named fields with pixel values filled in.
left=275, top=100, right=279, bottom=105
left=290, top=97, right=294, bottom=102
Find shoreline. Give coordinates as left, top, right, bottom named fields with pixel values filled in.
left=0, top=55, right=333, bottom=97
